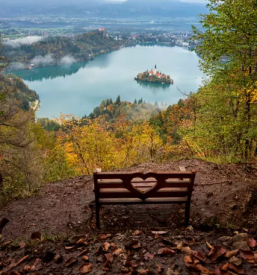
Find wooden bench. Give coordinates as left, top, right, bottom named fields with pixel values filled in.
left=93, top=167, right=196, bottom=227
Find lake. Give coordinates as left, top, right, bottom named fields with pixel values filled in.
left=14, top=45, right=204, bottom=118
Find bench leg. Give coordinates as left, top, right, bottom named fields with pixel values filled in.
left=185, top=202, right=190, bottom=226
left=96, top=203, right=100, bottom=228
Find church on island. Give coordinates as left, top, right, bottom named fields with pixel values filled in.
left=135, top=65, right=173, bottom=85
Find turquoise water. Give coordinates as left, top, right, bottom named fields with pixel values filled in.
left=14, top=45, right=204, bottom=118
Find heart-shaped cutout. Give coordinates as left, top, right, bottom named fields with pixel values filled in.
left=130, top=177, right=157, bottom=196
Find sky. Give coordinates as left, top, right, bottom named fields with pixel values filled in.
left=108, top=0, right=207, bottom=2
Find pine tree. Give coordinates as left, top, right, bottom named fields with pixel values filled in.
left=115, top=95, right=121, bottom=104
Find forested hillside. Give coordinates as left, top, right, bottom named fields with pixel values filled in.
left=4, top=30, right=124, bottom=67
left=0, top=73, right=38, bottom=110
left=85, top=96, right=163, bottom=123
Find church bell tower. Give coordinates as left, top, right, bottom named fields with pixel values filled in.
left=153, top=64, right=157, bottom=75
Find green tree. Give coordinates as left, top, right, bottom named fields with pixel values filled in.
left=115, top=95, right=121, bottom=104
left=190, top=0, right=257, bottom=161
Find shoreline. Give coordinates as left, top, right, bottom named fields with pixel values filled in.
left=6, top=44, right=192, bottom=73
left=135, top=78, right=173, bottom=85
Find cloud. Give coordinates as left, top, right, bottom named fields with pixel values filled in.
left=8, top=62, right=26, bottom=71
left=31, top=54, right=54, bottom=65
left=60, top=55, right=77, bottom=65
left=4, top=36, right=43, bottom=48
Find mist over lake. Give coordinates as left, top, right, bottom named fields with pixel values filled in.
left=14, top=45, right=204, bottom=118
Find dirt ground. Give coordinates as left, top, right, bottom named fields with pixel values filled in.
left=0, top=159, right=256, bottom=240
left=0, top=159, right=257, bottom=275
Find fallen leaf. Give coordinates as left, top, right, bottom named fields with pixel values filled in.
left=113, top=248, right=122, bottom=256
left=196, top=264, right=212, bottom=274
left=23, top=265, right=32, bottom=272
left=104, top=253, right=113, bottom=263
left=131, top=260, right=138, bottom=268
left=184, top=255, right=194, bottom=265
left=65, top=246, right=75, bottom=250
left=144, top=252, right=154, bottom=261
left=176, top=241, right=183, bottom=250
left=100, top=234, right=111, bottom=240
left=77, top=239, right=88, bottom=246
left=3, top=241, right=11, bottom=246
left=82, top=255, right=89, bottom=262
left=240, top=250, right=256, bottom=264
left=65, top=257, right=78, bottom=267
left=228, top=263, right=244, bottom=274
left=206, top=241, right=213, bottom=249
left=54, top=254, right=63, bottom=264
left=79, top=263, right=93, bottom=274
left=213, top=265, right=229, bottom=275
left=31, top=258, right=43, bottom=271
left=240, top=250, right=255, bottom=260
left=184, top=237, right=195, bottom=246
left=132, top=242, right=141, bottom=249
left=103, top=242, right=110, bottom=252
left=19, top=241, right=26, bottom=249
left=247, top=238, right=256, bottom=248
left=77, top=248, right=88, bottom=257
left=229, top=256, right=242, bottom=266
left=181, top=246, right=192, bottom=254
left=221, top=262, right=229, bottom=271
left=208, top=246, right=226, bottom=262
left=151, top=231, right=168, bottom=235
left=133, top=230, right=142, bottom=236
left=137, top=268, right=149, bottom=275
left=224, top=250, right=239, bottom=258
left=192, top=251, right=207, bottom=262
left=158, top=247, right=175, bottom=255
left=156, top=264, right=164, bottom=273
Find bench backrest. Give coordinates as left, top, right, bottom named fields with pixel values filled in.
left=94, top=171, right=196, bottom=202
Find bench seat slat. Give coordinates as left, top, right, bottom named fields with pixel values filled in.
left=97, top=181, right=191, bottom=188
left=99, top=197, right=188, bottom=204
left=99, top=193, right=188, bottom=199
left=96, top=173, right=194, bottom=179
left=99, top=187, right=188, bottom=193
left=98, top=188, right=188, bottom=199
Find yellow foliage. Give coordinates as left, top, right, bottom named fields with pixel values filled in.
left=56, top=116, right=169, bottom=175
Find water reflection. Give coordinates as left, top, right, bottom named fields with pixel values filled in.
left=13, top=62, right=87, bottom=81
left=12, top=52, right=113, bottom=82
left=135, top=80, right=171, bottom=91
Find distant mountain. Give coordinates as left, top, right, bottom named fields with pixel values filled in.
left=100, top=0, right=207, bottom=18
left=0, top=0, right=207, bottom=18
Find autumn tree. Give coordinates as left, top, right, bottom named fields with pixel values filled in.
left=0, top=41, right=45, bottom=204
left=190, top=0, right=257, bottom=161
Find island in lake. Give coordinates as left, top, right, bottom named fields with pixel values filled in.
left=135, top=65, right=174, bottom=85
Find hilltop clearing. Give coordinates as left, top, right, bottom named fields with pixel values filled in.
left=0, top=159, right=257, bottom=274
left=0, top=159, right=256, bottom=239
